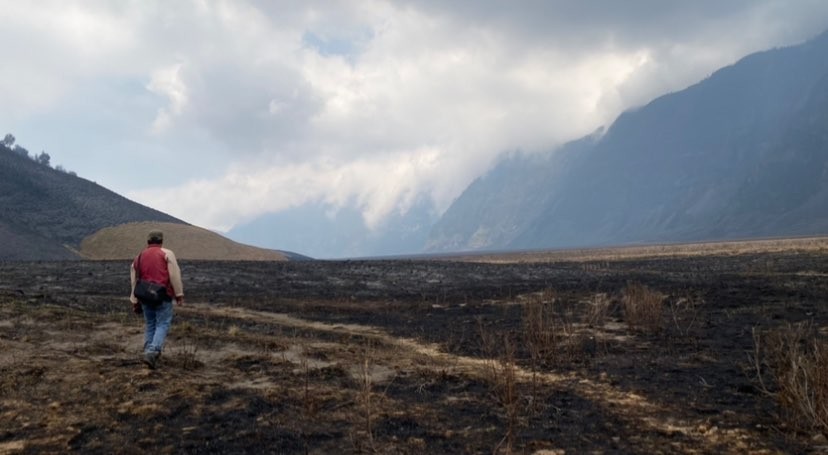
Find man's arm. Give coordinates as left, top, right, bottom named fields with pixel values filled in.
left=164, top=249, right=185, bottom=304
left=129, top=259, right=138, bottom=304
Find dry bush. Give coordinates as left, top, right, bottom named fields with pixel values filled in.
left=494, top=336, right=520, bottom=454
left=586, top=293, right=612, bottom=328
left=519, top=289, right=604, bottom=386
left=622, top=282, right=664, bottom=332
left=751, top=323, right=828, bottom=435
left=667, top=295, right=701, bottom=338
left=356, top=357, right=375, bottom=450
left=349, top=350, right=383, bottom=453
left=478, top=326, right=520, bottom=454
left=523, top=292, right=559, bottom=364
left=522, top=290, right=580, bottom=367
left=172, top=338, right=202, bottom=370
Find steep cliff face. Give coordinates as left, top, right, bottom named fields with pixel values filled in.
left=425, top=132, right=597, bottom=252
left=427, top=31, right=828, bottom=253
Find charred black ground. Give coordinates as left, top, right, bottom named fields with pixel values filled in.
left=1, top=251, right=826, bottom=453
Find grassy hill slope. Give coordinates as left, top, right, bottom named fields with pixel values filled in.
left=80, top=222, right=307, bottom=261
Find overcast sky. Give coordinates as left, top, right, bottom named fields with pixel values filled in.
left=3, top=1, right=828, bottom=232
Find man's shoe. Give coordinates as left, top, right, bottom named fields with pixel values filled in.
left=143, top=352, right=158, bottom=369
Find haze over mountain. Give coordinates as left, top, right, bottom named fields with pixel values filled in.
left=228, top=197, right=437, bottom=259
left=427, top=30, right=828, bottom=253
left=0, top=142, right=298, bottom=261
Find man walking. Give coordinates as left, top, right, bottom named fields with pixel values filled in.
left=130, top=230, right=185, bottom=369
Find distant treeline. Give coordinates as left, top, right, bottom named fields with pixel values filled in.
left=2, top=133, right=75, bottom=176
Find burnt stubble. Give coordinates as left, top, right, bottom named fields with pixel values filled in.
left=1, top=250, right=827, bottom=453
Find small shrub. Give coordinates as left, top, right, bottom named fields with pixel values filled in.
left=493, top=335, right=519, bottom=454
left=622, top=282, right=664, bottom=332
left=522, top=291, right=578, bottom=366
left=523, top=292, right=558, bottom=363
left=586, top=293, right=612, bottom=328
left=751, top=323, right=828, bottom=435
left=173, top=338, right=202, bottom=370
left=349, top=349, right=384, bottom=453
left=668, top=295, right=701, bottom=338
left=477, top=326, right=520, bottom=454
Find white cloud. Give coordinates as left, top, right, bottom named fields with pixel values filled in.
left=147, top=63, right=189, bottom=134
left=128, top=145, right=442, bottom=231
left=3, top=0, right=828, bottom=238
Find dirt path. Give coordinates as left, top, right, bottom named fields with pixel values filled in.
left=184, top=303, right=773, bottom=454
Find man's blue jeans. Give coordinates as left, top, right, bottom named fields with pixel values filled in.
left=142, top=300, right=174, bottom=354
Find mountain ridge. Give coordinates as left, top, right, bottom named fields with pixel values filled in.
left=427, top=30, right=828, bottom=253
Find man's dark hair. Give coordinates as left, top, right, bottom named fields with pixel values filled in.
left=147, top=230, right=164, bottom=245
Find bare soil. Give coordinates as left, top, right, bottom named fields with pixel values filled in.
left=1, top=249, right=828, bottom=453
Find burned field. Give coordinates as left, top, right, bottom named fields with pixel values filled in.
left=1, top=250, right=828, bottom=453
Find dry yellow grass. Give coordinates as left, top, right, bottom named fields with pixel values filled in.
left=442, top=236, right=828, bottom=263
left=752, top=323, right=828, bottom=436
left=622, top=282, right=665, bottom=332
left=79, top=221, right=291, bottom=261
